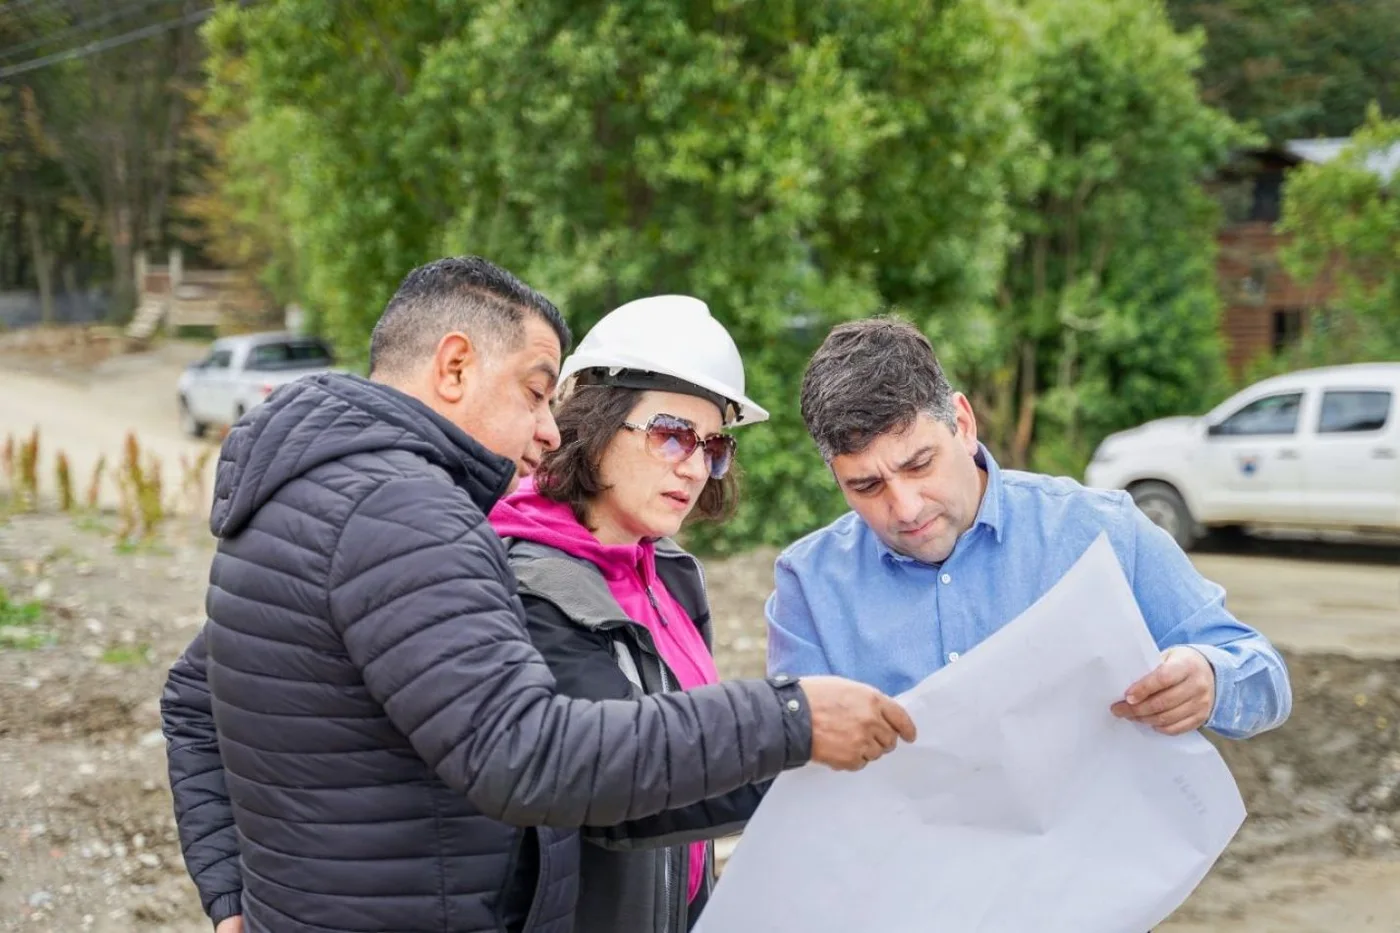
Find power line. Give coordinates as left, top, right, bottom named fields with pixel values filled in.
left=0, top=0, right=186, bottom=63
left=0, top=4, right=211, bottom=80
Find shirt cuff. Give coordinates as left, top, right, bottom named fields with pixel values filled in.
left=767, top=673, right=813, bottom=768
left=1184, top=642, right=1234, bottom=732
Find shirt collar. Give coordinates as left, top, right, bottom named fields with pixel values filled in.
left=867, top=441, right=1006, bottom=566
left=972, top=443, right=1005, bottom=543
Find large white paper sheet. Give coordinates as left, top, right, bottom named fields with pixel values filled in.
left=696, top=533, right=1245, bottom=933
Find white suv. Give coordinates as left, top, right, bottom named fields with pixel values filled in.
left=177, top=332, right=338, bottom=438
left=1084, top=363, right=1400, bottom=549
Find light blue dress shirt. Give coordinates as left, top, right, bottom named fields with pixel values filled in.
left=765, top=446, right=1292, bottom=739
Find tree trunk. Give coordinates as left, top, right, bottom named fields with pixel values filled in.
left=1060, top=328, right=1079, bottom=453
left=107, top=204, right=136, bottom=323
left=62, top=262, right=79, bottom=301
left=103, top=126, right=137, bottom=323
left=1012, top=339, right=1037, bottom=469
left=147, top=12, right=200, bottom=250
left=7, top=197, right=25, bottom=288
left=23, top=206, right=55, bottom=325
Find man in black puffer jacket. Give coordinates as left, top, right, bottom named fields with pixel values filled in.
left=161, top=257, right=916, bottom=933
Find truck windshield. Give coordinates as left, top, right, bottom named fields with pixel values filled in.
left=245, top=340, right=335, bottom=371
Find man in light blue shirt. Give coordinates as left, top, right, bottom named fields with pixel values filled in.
left=767, top=317, right=1291, bottom=742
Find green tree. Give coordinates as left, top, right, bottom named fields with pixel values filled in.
left=0, top=84, right=56, bottom=309
left=175, top=81, right=306, bottom=314
left=1, top=0, right=206, bottom=318
left=202, top=0, right=1037, bottom=553
left=951, top=0, right=1245, bottom=477
left=0, top=8, right=96, bottom=306
left=1269, top=106, right=1400, bottom=371
left=1166, top=0, right=1400, bottom=141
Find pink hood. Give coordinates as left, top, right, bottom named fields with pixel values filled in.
left=489, top=479, right=718, bottom=691
left=489, top=478, right=719, bottom=902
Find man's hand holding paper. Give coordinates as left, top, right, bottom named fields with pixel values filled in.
left=1114, top=645, right=1219, bottom=735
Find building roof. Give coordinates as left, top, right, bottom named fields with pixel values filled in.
left=1284, top=137, right=1400, bottom=183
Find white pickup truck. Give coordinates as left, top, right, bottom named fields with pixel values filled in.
left=177, top=331, right=338, bottom=438
left=1084, top=363, right=1400, bottom=549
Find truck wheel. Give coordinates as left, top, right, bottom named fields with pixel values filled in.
left=1129, top=481, right=1198, bottom=551
left=179, top=397, right=207, bottom=439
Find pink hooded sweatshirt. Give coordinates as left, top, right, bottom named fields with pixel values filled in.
left=488, top=477, right=719, bottom=903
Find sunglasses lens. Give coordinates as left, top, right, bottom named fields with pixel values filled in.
left=639, top=415, right=734, bottom=478
left=646, top=420, right=699, bottom=462
left=703, top=436, right=736, bottom=478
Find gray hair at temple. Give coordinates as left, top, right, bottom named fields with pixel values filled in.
left=799, top=317, right=959, bottom=462
left=368, top=256, right=571, bottom=380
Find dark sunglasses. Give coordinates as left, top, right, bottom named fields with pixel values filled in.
left=622, top=413, right=737, bottom=479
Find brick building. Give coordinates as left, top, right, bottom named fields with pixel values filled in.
left=1212, top=139, right=1400, bottom=376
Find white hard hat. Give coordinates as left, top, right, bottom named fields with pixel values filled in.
left=558, top=295, right=769, bottom=426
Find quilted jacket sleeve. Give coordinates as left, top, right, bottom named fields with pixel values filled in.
left=519, top=594, right=770, bottom=850
left=327, top=477, right=812, bottom=827
left=160, top=625, right=243, bottom=927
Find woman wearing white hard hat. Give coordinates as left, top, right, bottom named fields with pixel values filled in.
left=488, top=295, right=768, bottom=933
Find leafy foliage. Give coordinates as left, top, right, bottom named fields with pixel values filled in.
left=952, top=0, right=1243, bottom=479
left=202, top=0, right=1037, bottom=553
left=1166, top=0, right=1400, bottom=141
left=1265, top=107, right=1400, bottom=376
left=200, top=0, right=1245, bottom=551
left=0, top=1, right=206, bottom=315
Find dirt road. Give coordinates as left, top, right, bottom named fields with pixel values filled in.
left=3, top=336, right=1400, bottom=932
left=1194, top=548, right=1400, bottom=658
left=0, top=338, right=217, bottom=515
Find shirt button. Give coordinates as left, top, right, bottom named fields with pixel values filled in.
left=940, top=573, right=952, bottom=585
left=948, top=652, right=960, bottom=662
left=786, top=699, right=801, bottom=713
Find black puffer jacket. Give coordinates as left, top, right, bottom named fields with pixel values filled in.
left=160, top=373, right=811, bottom=933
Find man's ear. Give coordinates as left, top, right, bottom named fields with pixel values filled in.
left=431, top=332, right=476, bottom=405
left=953, top=393, right=979, bottom=455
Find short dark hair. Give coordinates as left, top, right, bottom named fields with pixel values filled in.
left=800, top=316, right=957, bottom=461
left=536, top=386, right=739, bottom=530
left=368, top=256, right=571, bottom=378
